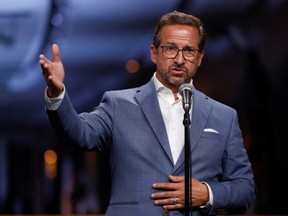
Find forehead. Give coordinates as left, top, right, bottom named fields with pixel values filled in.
left=160, top=24, right=199, bottom=47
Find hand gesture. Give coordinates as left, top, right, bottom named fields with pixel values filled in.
left=39, top=44, right=65, bottom=98
left=151, top=175, right=209, bottom=211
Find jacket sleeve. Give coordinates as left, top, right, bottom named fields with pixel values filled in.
left=205, top=110, right=257, bottom=214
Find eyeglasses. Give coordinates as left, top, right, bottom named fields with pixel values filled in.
left=160, top=45, right=199, bottom=61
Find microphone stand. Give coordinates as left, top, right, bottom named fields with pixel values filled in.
left=183, top=110, right=191, bottom=216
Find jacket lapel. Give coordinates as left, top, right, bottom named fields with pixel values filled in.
left=135, top=79, right=174, bottom=165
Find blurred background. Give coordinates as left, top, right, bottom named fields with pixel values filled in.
left=0, top=0, right=288, bottom=214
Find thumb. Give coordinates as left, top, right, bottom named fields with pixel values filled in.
left=52, top=43, right=61, bottom=62
left=169, top=175, right=184, bottom=183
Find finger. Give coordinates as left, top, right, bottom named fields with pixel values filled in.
left=154, top=197, right=183, bottom=209
left=154, top=197, right=175, bottom=206
left=39, top=54, right=50, bottom=65
left=151, top=191, right=173, bottom=199
left=153, top=182, right=176, bottom=190
left=169, top=175, right=184, bottom=183
left=52, top=43, right=61, bottom=62
left=164, top=197, right=184, bottom=210
left=39, top=62, right=51, bottom=73
left=163, top=203, right=183, bottom=210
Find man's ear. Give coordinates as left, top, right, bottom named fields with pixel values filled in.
left=150, top=45, right=157, bottom=64
left=197, top=50, right=205, bottom=67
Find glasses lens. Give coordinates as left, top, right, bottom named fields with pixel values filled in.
left=161, top=46, right=198, bottom=61
left=162, top=46, right=177, bottom=58
left=183, top=49, right=198, bottom=60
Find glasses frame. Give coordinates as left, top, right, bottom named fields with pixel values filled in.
left=160, top=45, right=199, bottom=61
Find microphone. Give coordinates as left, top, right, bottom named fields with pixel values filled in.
left=179, top=83, right=193, bottom=112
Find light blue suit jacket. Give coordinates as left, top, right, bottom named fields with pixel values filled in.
left=47, top=78, right=256, bottom=215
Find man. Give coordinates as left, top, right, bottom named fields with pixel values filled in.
left=39, top=11, right=256, bottom=216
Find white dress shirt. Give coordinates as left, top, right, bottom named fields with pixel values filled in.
left=152, top=74, right=186, bottom=164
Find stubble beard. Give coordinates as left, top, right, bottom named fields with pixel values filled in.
left=156, top=61, right=193, bottom=89
left=165, top=67, right=191, bottom=87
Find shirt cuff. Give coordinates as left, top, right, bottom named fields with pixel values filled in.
left=44, top=86, right=65, bottom=111
left=199, top=182, right=213, bottom=208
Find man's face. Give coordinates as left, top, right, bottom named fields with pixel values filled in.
left=150, top=24, right=204, bottom=92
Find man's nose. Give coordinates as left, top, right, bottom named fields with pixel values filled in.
left=173, top=50, right=185, bottom=64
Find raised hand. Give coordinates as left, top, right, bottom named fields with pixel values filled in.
left=39, top=44, right=65, bottom=98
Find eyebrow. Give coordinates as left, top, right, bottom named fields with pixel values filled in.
left=163, top=43, right=197, bottom=49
